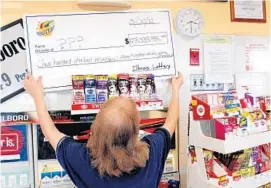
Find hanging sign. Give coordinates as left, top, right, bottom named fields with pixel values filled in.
left=0, top=19, right=28, bottom=103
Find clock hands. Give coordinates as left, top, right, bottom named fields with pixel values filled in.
left=186, top=18, right=200, bottom=25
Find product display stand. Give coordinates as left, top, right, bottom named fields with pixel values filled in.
left=187, top=113, right=271, bottom=188
left=189, top=118, right=271, bottom=154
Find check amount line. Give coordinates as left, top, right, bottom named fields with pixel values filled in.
left=129, top=23, right=161, bottom=26
left=35, top=45, right=125, bottom=54
left=37, top=55, right=174, bottom=69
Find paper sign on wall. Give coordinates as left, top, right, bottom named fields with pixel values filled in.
left=203, top=35, right=234, bottom=84
left=24, top=10, right=176, bottom=91
left=0, top=19, right=28, bottom=103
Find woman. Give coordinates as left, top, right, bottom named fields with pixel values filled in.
left=24, top=72, right=183, bottom=188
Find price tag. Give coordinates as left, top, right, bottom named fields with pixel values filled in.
left=1, top=19, right=28, bottom=103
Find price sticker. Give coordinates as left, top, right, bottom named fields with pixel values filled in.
left=1, top=19, right=28, bottom=103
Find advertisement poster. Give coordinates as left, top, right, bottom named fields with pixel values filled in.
left=38, top=162, right=75, bottom=188
left=37, top=123, right=91, bottom=160
left=0, top=19, right=27, bottom=103
left=1, top=164, right=31, bottom=188
left=0, top=124, right=28, bottom=162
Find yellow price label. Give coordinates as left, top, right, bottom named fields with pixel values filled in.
left=85, top=74, right=95, bottom=79
left=72, top=75, right=84, bottom=80
left=97, top=75, right=108, bottom=80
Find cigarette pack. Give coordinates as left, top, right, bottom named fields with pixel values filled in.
left=146, top=74, right=156, bottom=100
left=108, top=74, right=119, bottom=99
left=137, top=74, right=147, bottom=100
left=72, top=75, right=85, bottom=104
left=96, top=75, right=108, bottom=103
left=203, top=149, right=213, bottom=176
left=129, top=74, right=139, bottom=101
left=84, top=74, right=96, bottom=103
left=118, top=74, right=130, bottom=97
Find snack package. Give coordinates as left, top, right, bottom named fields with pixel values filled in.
left=245, top=92, right=255, bottom=106
left=96, top=75, right=108, bottom=103
left=129, top=74, right=139, bottom=101
left=84, top=74, right=96, bottom=103
left=146, top=74, right=156, bottom=100
left=108, top=74, right=119, bottom=99
left=261, top=143, right=270, bottom=159
left=137, top=74, right=147, bottom=100
left=237, top=116, right=249, bottom=137
left=203, top=149, right=213, bottom=176
left=228, top=153, right=243, bottom=172
left=256, top=96, right=267, bottom=112
left=72, top=75, right=85, bottom=104
left=266, top=96, right=270, bottom=111
left=266, top=112, right=270, bottom=131
left=118, top=74, right=130, bottom=97
left=241, top=149, right=252, bottom=169
left=249, top=110, right=267, bottom=134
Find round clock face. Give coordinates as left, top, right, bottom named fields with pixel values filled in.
left=175, top=8, right=204, bottom=39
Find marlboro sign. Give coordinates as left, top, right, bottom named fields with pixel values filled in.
left=0, top=125, right=28, bottom=162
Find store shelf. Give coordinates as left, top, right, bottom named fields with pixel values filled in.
left=71, top=99, right=163, bottom=115
left=188, top=148, right=271, bottom=188
left=189, top=118, right=271, bottom=154
left=229, top=170, right=271, bottom=188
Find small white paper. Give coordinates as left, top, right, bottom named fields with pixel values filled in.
left=203, top=35, right=234, bottom=84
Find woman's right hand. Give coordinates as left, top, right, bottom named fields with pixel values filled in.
left=171, top=72, right=183, bottom=91
left=24, top=73, right=44, bottom=100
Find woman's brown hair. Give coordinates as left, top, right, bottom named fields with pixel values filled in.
left=87, top=97, right=150, bottom=177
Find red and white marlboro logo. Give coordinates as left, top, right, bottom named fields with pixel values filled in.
left=0, top=127, right=24, bottom=157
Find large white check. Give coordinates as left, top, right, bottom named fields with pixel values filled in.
left=24, top=10, right=176, bottom=91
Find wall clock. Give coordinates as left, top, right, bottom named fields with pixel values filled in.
left=175, top=8, right=204, bottom=39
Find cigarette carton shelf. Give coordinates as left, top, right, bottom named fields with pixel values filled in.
left=189, top=116, right=271, bottom=154
left=188, top=147, right=271, bottom=188
left=71, top=99, right=163, bottom=115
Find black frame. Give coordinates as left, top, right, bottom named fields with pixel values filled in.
left=0, top=19, right=25, bottom=103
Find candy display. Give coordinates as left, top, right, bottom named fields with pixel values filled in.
left=72, top=73, right=157, bottom=104
left=191, top=91, right=271, bottom=140
left=203, top=143, right=270, bottom=180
